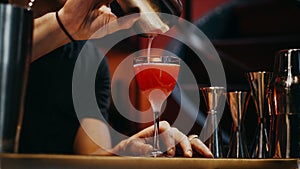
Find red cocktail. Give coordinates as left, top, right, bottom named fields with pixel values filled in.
left=133, top=56, right=180, bottom=157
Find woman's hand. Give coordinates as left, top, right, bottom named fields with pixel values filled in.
left=58, top=0, right=139, bottom=40
left=112, top=121, right=213, bottom=157
left=31, top=0, right=139, bottom=61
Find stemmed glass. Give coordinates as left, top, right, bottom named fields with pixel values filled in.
left=133, top=55, right=180, bottom=157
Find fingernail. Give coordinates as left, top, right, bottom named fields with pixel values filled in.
left=206, top=149, right=213, bottom=158
left=186, top=150, right=193, bottom=157
left=167, top=148, right=175, bottom=156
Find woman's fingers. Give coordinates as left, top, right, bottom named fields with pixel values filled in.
left=160, top=127, right=176, bottom=157
left=117, top=138, right=153, bottom=156
left=171, top=127, right=193, bottom=157
left=90, top=5, right=139, bottom=39
left=65, top=3, right=139, bottom=40
left=126, top=121, right=212, bottom=158
left=189, top=136, right=213, bottom=158
left=127, top=138, right=153, bottom=156
left=168, top=129, right=213, bottom=158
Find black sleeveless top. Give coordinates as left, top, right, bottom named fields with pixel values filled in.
left=19, top=41, right=110, bottom=154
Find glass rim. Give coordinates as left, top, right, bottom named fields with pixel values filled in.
left=245, top=70, right=273, bottom=74
left=200, top=86, right=226, bottom=91
left=133, top=55, right=180, bottom=59
left=226, top=90, right=249, bottom=94
left=133, top=55, right=180, bottom=64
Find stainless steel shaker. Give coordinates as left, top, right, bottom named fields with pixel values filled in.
left=111, top=0, right=183, bottom=37
left=0, top=3, right=33, bottom=152
left=272, top=49, right=300, bottom=158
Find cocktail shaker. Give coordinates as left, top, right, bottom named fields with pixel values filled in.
left=0, top=3, right=33, bottom=152
left=272, top=49, right=300, bottom=158
left=111, top=0, right=183, bottom=37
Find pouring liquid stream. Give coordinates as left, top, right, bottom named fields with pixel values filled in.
left=146, top=37, right=163, bottom=77
left=147, top=37, right=154, bottom=63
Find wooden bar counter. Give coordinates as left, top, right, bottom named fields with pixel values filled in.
left=0, top=153, right=299, bottom=169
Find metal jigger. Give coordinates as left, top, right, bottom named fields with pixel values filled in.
left=227, top=91, right=250, bottom=158
left=200, top=87, right=226, bottom=158
left=247, top=71, right=273, bottom=158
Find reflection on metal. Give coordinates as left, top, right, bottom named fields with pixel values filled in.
left=247, top=71, right=273, bottom=158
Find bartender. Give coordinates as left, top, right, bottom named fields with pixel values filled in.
left=8, top=0, right=213, bottom=157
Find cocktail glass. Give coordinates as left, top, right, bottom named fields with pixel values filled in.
left=133, top=55, right=180, bottom=157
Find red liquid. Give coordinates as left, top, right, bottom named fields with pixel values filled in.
left=134, top=63, right=180, bottom=100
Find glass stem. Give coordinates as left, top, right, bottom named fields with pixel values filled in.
left=153, top=111, right=160, bottom=153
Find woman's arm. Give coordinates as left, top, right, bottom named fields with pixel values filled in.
left=32, top=12, right=70, bottom=61
left=31, top=0, right=139, bottom=62
left=73, top=118, right=113, bottom=155
left=31, top=2, right=116, bottom=61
